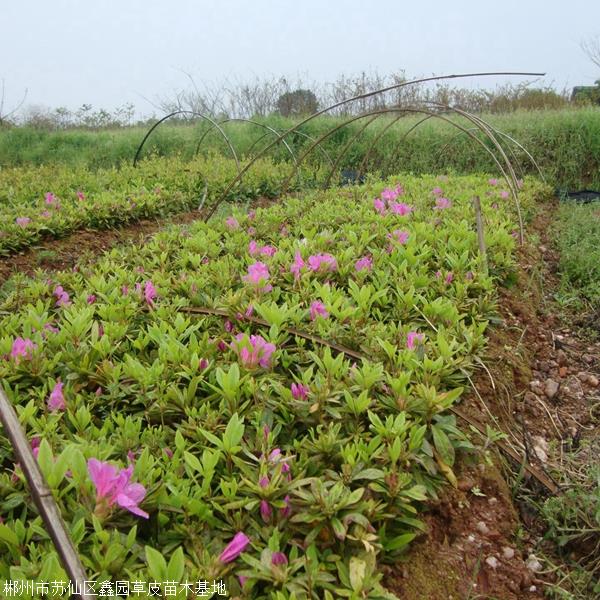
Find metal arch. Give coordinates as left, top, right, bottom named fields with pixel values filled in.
left=322, top=114, right=381, bottom=189
left=357, top=113, right=430, bottom=178
left=194, top=117, right=299, bottom=169
left=133, top=110, right=241, bottom=173
left=202, top=71, right=545, bottom=222
left=433, top=125, right=546, bottom=184
left=273, top=104, right=527, bottom=241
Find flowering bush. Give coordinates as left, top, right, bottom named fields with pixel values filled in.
left=0, top=173, right=550, bottom=597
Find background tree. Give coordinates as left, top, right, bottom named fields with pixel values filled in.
left=276, top=88, right=319, bottom=117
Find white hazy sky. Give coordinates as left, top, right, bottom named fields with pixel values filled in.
left=1, top=0, right=599, bottom=116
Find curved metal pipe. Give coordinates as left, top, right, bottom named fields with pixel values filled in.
left=203, top=71, right=545, bottom=221
left=133, top=110, right=240, bottom=174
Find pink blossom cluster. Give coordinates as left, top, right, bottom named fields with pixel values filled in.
left=87, top=458, right=148, bottom=518
left=309, top=300, right=329, bottom=321
left=231, top=333, right=276, bottom=369
left=307, top=253, right=337, bottom=273
left=373, top=184, right=412, bottom=216
left=53, top=286, right=71, bottom=307
left=242, top=261, right=272, bottom=293
left=249, top=240, right=277, bottom=257
left=354, top=256, right=373, bottom=272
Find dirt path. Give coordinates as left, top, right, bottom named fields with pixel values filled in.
left=383, top=200, right=600, bottom=599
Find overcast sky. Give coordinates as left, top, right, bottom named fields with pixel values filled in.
left=2, top=0, right=599, bottom=117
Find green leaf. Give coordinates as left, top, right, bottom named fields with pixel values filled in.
left=431, top=424, right=455, bottom=467
left=167, top=546, right=185, bottom=581
left=0, top=524, right=19, bottom=547
left=145, top=546, right=167, bottom=581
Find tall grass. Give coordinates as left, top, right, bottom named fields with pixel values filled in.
left=1, top=108, right=599, bottom=189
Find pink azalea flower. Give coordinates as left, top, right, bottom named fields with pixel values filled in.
left=373, top=198, right=386, bottom=214
left=225, top=216, right=239, bottom=230
left=432, top=187, right=443, bottom=195
left=40, top=210, right=51, bottom=218
left=163, top=448, right=174, bottom=459
left=248, top=240, right=259, bottom=256
left=16, top=217, right=31, bottom=227
left=218, top=532, right=250, bottom=564
left=355, top=256, right=372, bottom=272
left=31, top=437, right=41, bottom=460
left=406, top=331, right=424, bottom=350
left=121, top=285, right=129, bottom=296
left=466, top=271, right=474, bottom=281
left=47, top=381, right=66, bottom=412
left=500, top=190, right=510, bottom=199
left=10, top=337, right=36, bottom=362
left=271, top=552, right=288, bottom=566
left=224, top=320, right=233, bottom=333
left=445, top=272, right=454, bottom=284
left=247, top=226, right=256, bottom=236
left=291, top=383, right=309, bottom=400
left=307, top=253, right=337, bottom=273
left=435, top=197, right=451, bottom=209
left=45, top=192, right=55, bottom=205
left=199, top=358, right=209, bottom=370
left=53, top=285, right=71, bottom=307
left=245, top=304, right=254, bottom=318
left=310, top=301, right=329, bottom=321
left=248, top=210, right=256, bottom=220
left=238, top=575, right=249, bottom=587
left=243, top=262, right=272, bottom=293
left=260, top=499, right=272, bottom=522
left=143, top=281, right=157, bottom=306
left=388, top=230, right=409, bottom=245
left=488, top=178, right=498, bottom=186
left=231, top=334, right=276, bottom=369
left=290, top=251, right=305, bottom=280
left=87, top=458, right=149, bottom=519
left=389, top=202, right=412, bottom=216
left=87, top=294, right=96, bottom=305
left=260, top=245, right=277, bottom=257
left=76, top=191, right=85, bottom=201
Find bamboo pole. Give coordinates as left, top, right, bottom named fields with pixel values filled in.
left=473, top=195, right=488, bottom=275
left=0, top=386, right=92, bottom=599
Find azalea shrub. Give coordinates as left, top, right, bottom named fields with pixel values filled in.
left=0, top=153, right=325, bottom=256
left=0, top=174, right=550, bottom=598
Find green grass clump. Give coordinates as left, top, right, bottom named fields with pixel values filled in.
left=554, top=202, right=600, bottom=308
left=1, top=108, right=600, bottom=190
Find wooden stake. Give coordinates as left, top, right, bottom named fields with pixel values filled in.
left=473, top=195, right=488, bottom=274
left=0, top=386, right=92, bottom=599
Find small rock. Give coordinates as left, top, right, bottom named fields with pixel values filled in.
left=526, top=554, right=543, bottom=573
left=488, top=497, right=498, bottom=505
left=544, top=379, right=559, bottom=399
left=577, top=371, right=589, bottom=383
left=502, top=546, right=515, bottom=559
left=485, top=556, right=499, bottom=569
left=583, top=354, right=594, bottom=364
left=529, top=586, right=537, bottom=593
left=559, top=366, right=568, bottom=378
left=539, top=245, right=547, bottom=253
left=458, top=477, right=475, bottom=492
left=476, top=521, right=489, bottom=535
left=557, top=349, right=568, bottom=366
left=532, top=435, right=549, bottom=463
left=467, top=534, right=475, bottom=543
left=588, top=375, right=599, bottom=387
